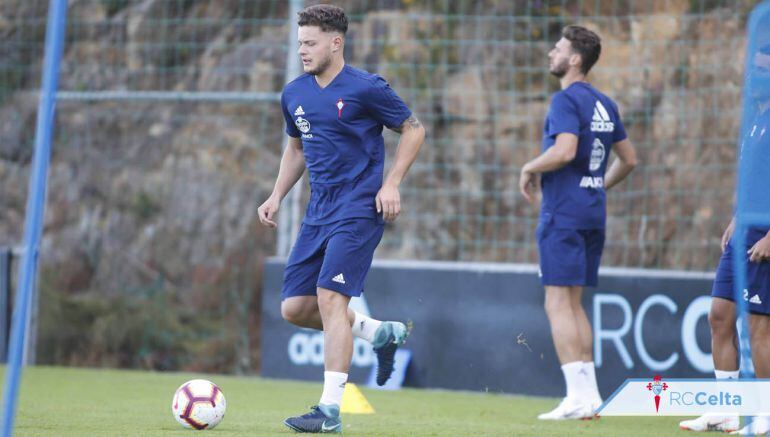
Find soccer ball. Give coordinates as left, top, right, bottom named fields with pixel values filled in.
left=171, top=379, right=226, bottom=430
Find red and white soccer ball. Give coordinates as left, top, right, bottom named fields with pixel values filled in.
left=171, top=379, right=226, bottom=430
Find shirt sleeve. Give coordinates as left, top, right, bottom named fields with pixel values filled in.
left=611, top=101, right=628, bottom=143
left=365, top=75, right=412, bottom=129
left=547, top=92, right=581, bottom=137
left=281, top=90, right=301, bottom=138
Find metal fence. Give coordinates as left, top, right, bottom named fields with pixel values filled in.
left=0, top=0, right=756, bottom=371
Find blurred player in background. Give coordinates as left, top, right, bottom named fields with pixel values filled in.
left=519, top=25, right=638, bottom=420
left=679, top=44, right=770, bottom=436
left=257, top=4, right=425, bottom=433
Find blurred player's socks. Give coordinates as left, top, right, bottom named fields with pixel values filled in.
left=562, top=361, right=585, bottom=401
left=714, top=369, right=739, bottom=379
left=583, top=361, right=603, bottom=411
left=678, top=369, right=740, bottom=432
left=352, top=311, right=382, bottom=343
left=320, top=371, right=348, bottom=408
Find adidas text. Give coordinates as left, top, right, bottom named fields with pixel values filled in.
left=579, top=176, right=604, bottom=188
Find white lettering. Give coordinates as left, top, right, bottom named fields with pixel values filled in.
left=288, top=332, right=309, bottom=365
left=682, top=296, right=712, bottom=373
left=580, top=176, right=604, bottom=188
left=594, top=294, right=634, bottom=369
left=634, top=294, right=679, bottom=371
left=591, top=120, right=615, bottom=132
left=594, top=294, right=721, bottom=374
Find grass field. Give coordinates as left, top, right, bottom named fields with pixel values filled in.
left=5, top=366, right=702, bottom=436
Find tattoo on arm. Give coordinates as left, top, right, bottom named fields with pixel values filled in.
left=389, top=115, right=422, bottom=133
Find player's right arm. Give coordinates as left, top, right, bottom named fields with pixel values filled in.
left=519, top=133, right=578, bottom=203
left=258, top=136, right=305, bottom=228
left=604, top=138, right=638, bottom=190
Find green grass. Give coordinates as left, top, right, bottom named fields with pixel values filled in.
left=4, top=366, right=697, bottom=436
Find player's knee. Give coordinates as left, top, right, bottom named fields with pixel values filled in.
left=708, top=304, right=735, bottom=337
left=281, top=302, right=308, bottom=325
left=544, top=294, right=570, bottom=318
left=316, top=290, right=347, bottom=317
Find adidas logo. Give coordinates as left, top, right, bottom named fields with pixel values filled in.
left=591, top=100, right=615, bottom=132
left=332, top=273, right=346, bottom=284
left=294, top=106, right=305, bottom=116
left=750, top=294, right=763, bottom=305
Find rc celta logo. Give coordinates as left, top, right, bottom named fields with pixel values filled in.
left=646, top=375, right=668, bottom=412
left=598, top=378, right=760, bottom=416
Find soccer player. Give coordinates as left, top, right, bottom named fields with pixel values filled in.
left=518, top=25, right=638, bottom=420
left=679, top=44, right=770, bottom=435
left=257, top=4, right=424, bottom=434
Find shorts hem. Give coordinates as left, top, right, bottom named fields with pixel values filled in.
left=280, top=289, right=318, bottom=300
left=316, top=281, right=363, bottom=297
left=540, top=280, right=596, bottom=287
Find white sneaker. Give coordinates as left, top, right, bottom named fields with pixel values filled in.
left=731, top=416, right=770, bottom=435
left=679, top=414, right=740, bottom=432
left=537, top=397, right=593, bottom=420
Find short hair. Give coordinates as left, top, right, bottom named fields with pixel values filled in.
left=297, top=4, right=348, bottom=34
left=562, top=25, right=602, bottom=75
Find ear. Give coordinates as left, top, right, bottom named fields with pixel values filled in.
left=331, top=34, right=344, bottom=52
left=569, top=53, right=582, bottom=70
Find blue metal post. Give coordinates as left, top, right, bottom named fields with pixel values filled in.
left=0, top=0, right=68, bottom=435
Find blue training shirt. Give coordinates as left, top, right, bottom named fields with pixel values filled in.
left=281, top=65, right=412, bottom=225
left=541, top=81, right=627, bottom=229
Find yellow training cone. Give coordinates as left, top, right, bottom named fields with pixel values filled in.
left=341, top=383, right=375, bottom=414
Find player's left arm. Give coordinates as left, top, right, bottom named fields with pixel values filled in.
left=748, top=230, right=770, bottom=262
left=377, top=114, right=425, bottom=222
left=604, top=138, right=639, bottom=190
left=519, top=133, right=578, bottom=203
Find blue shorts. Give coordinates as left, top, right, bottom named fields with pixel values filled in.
left=281, top=218, right=384, bottom=300
left=712, top=232, right=770, bottom=315
left=537, top=220, right=605, bottom=287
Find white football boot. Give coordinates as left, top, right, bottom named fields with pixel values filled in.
left=537, top=397, right=594, bottom=420
left=679, top=414, right=740, bottom=432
